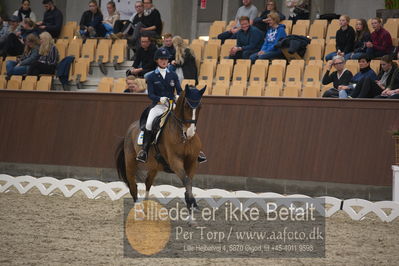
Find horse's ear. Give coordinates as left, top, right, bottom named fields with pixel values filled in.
left=185, top=84, right=190, bottom=93
left=199, top=85, right=207, bottom=95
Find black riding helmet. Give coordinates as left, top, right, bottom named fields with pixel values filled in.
left=154, top=47, right=170, bottom=61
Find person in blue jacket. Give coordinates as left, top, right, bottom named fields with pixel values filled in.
left=137, top=47, right=181, bottom=162
left=338, top=55, right=378, bottom=98
left=137, top=47, right=207, bottom=163
left=249, top=12, right=287, bottom=63
left=229, top=16, right=264, bottom=60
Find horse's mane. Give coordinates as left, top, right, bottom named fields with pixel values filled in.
left=174, top=89, right=186, bottom=118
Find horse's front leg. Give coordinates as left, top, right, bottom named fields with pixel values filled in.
left=184, top=157, right=200, bottom=211
left=183, top=176, right=199, bottom=211
left=169, top=159, right=197, bottom=210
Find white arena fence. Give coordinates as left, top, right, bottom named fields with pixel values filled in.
left=1, top=173, right=399, bottom=222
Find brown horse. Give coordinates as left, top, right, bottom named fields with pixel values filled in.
left=115, top=85, right=206, bottom=209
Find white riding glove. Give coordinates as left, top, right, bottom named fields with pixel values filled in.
left=160, top=97, right=168, bottom=104
left=175, top=95, right=179, bottom=102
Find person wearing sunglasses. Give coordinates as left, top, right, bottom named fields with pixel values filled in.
left=322, top=55, right=353, bottom=98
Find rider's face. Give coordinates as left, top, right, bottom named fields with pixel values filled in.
left=157, top=58, right=168, bottom=68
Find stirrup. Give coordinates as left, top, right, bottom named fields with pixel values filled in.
left=198, top=151, right=207, bottom=164
left=136, top=150, right=147, bottom=163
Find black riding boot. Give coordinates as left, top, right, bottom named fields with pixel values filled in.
left=136, top=130, right=152, bottom=163
left=198, top=151, right=207, bottom=163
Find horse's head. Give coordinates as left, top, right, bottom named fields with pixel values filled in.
left=175, top=84, right=206, bottom=140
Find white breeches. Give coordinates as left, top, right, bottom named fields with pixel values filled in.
left=145, top=104, right=168, bottom=130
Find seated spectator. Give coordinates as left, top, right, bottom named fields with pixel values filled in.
left=128, top=0, right=162, bottom=50
left=338, top=55, right=377, bottom=98
left=366, top=18, right=393, bottom=59
left=20, top=18, right=40, bottom=40
left=126, top=35, right=157, bottom=78
left=162, top=33, right=175, bottom=62
left=102, top=1, right=120, bottom=38
left=6, top=33, right=40, bottom=76
left=229, top=16, right=263, bottom=60
left=218, top=0, right=258, bottom=43
left=36, top=0, right=63, bottom=38
left=286, top=0, right=310, bottom=23
left=0, top=15, right=23, bottom=57
left=253, top=0, right=286, bottom=33
left=325, top=15, right=355, bottom=61
left=322, top=56, right=353, bottom=98
left=13, top=0, right=37, bottom=22
left=79, top=0, right=106, bottom=38
left=345, top=19, right=371, bottom=60
left=112, top=1, right=144, bottom=39
left=0, top=15, right=9, bottom=38
left=249, top=13, right=287, bottom=63
left=124, top=75, right=147, bottom=93
left=27, top=31, right=59, bottom=76
left=351, top=55, right=398, bottom=98
left=169, top=35, right=198, bottom=83
left=235, top=0, right=258, bottom=26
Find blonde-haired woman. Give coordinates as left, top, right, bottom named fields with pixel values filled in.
left=27, top=31, right=59, bottom=76
left=325, top=15, right=356, bottom=61
left=6, top=33, right=40, bottom=76
left=170, top=36, right=198, bottom=83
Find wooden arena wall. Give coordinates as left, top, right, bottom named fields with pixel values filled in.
left=0, top=91, right=398, bottom=186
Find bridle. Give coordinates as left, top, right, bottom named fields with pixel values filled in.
left=170, top=96, right=202, bottom=142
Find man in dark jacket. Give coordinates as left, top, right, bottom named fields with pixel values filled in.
left=161, top=33, right=176, bottom=62
left=229, top=16, right=263, bottom=60
left=126, top=35, right=157, bottom=78
left=36, top=0, right=63, bottom=38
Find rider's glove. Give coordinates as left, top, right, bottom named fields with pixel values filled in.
left=160, top=97, right=168, bottom=104
left=175, top=95, right=179, bottom=102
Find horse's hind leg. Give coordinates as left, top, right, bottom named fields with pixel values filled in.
left=145, top=170, right=158, bottom=199
left=125, top=152, right=138, bottom=202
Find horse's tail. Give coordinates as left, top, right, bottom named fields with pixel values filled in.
left=115, top=139, right=129, bottom=187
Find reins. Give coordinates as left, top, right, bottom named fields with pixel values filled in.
left=169, top=97, right=202, bottom=142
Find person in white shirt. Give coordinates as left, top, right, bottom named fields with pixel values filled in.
left=13, top=0, right=37, bottom=22
left=102, top=1, right=120, bottom=37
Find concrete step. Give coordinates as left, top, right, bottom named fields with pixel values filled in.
left=53, top=60, right=135, bottom=91
left=88, top=61, right=132, bottom=79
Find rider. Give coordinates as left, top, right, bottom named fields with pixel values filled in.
left=136, top=47, right=207, bottom=163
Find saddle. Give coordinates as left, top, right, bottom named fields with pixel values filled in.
left=138, top=105, right=171, bottom=145
left=137, top=105, right=174, bottom=173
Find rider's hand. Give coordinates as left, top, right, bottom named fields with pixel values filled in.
left=175, top=95, right=179, bottom=102
left=160, top=97, right=168, bottom=104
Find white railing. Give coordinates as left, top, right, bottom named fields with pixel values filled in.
left=1, top=174, right=399, bottom=222
left=393, top=165, right=399, bottom=202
